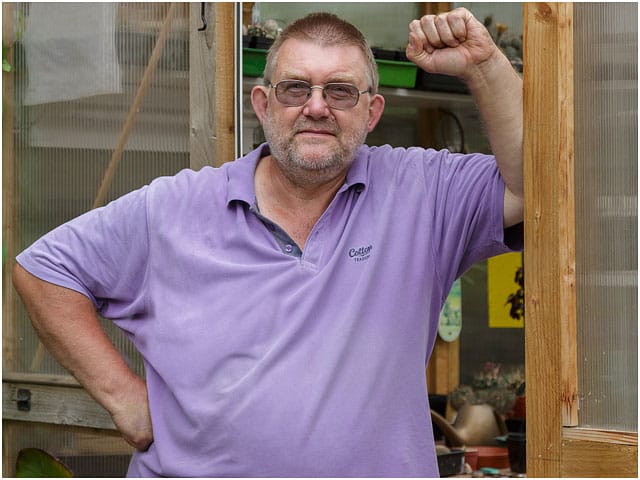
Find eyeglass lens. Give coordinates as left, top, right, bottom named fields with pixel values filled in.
left=274, top=81, right=362, bottom=109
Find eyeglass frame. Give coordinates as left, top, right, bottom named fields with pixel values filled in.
left=268, top=79, right=372, bottom=110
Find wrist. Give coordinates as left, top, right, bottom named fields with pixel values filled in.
left=91, top=366, right=147, bottom=417
left=462, top=47, right=516, bottom=91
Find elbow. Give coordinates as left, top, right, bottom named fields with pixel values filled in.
left=12, top=262, right=27, bottom=295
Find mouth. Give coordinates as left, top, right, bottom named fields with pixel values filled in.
left=295, top=129, right=336, bottom=139
left=294, top=122, right=337, bottom=137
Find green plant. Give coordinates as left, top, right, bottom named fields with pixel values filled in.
left=246, top=18, right=281, bottom=39
left=15, top=448, right=73, bottom=478
left=2, top=42, right=11, bottom=72
left=505, top=265, right=524, bottom=320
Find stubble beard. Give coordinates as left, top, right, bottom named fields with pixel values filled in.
left=262, top=110, right=368, bottom=186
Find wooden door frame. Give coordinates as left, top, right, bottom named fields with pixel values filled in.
left=523, top=3, right=637, bottom=477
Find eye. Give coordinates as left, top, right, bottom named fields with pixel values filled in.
left=281, top=81, right=310, bottom=97
left=326, top=84, right=357, bottom=99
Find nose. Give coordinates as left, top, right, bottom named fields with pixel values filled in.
left=303, top=86, right=331, bottom=118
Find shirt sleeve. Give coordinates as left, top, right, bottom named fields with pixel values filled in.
left=15, top=186, right=150, bottom=320
left=421, top=149, right=523, bottom=285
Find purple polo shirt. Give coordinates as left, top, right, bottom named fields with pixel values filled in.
left=17, top=143, right=521, bottom=477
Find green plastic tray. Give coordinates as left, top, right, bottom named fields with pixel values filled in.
left=243, top=48, right=267, bottom=77
left=376, top=59, right=417, bottom=88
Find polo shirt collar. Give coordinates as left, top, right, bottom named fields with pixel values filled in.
left=226, top=143, right=369, bottom=206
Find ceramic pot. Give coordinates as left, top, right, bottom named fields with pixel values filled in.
left=430, top=403, right=508, bottom=447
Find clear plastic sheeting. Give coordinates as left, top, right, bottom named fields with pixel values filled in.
left=8, top=2, right=190, bottom=378
left=4, top=4, right=192, bottom=476
left=21, top=3, right=122, bottom=105
left=574, top=2, right=638, bottom=431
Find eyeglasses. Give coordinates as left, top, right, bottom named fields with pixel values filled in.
left=269, top=79, right=371, bottom=110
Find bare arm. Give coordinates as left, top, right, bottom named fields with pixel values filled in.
left=12, top=263, right=153, bottom=450
left=406, top=7, right=523, bottom=227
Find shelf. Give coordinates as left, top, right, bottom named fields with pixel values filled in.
left=378, top=86, right=473, bottom=109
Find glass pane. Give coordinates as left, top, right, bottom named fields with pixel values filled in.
left=574, top=2, right=638, bottom=430
left=8, top=2, right=190, bottom=378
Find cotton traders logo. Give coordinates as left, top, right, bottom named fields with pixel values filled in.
left=348, top=244, right=373, bottom=262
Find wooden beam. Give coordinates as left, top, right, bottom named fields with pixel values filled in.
left=420, top=3, right=452, bottom=16
left=523, top=2, right=577, bottom=477
left=561, top=437, right=638, bottom=478
left=426, top=336, right=459, bottom=418
left=563, top=427, right=638, bottom=446
left=3, top=381, right=116, bottom=431
left=189, top=2, right=216, bottom=169
left=213, top=2, right=236, bottom=166
left=2, top=1, right=18, bottom=373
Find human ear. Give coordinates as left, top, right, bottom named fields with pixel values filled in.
left=366, top=94, right=385, bottom=132
left=250, top=85, right=269, bottom=123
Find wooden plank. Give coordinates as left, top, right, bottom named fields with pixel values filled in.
left=523, top=2, right=577, bottom=477
left=563, top=427, right=638, bottom=446
left=3, top=382, right=116, bottom=431
left=426, top=337, right=459, bottom=401
left=555, top=2, right=578, bottom=429
left=420, top=3, right=452, bottom=16
left=3, top=372, right=81, bottom=388
left=189, top=2, right=216, bottom=170
left=2, top=2, right=18, bottom=373
left=213, top=2, right=236, bottom=166
left=561, top=437, right=638, bottom=478
left=2, top=422, right=21, bottom=477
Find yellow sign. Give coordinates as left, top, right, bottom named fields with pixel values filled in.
left=488, top=252, right=523, bottom=328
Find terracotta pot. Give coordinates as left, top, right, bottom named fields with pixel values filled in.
left=464, top=448, right=479, bottom=470
left=476, top=446, right=510, bottom=469
left=510, top=395, right=526, bottom=419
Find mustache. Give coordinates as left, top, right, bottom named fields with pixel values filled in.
left=293, top=120, right=338, bottom=135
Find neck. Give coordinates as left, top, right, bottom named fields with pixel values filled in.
left=254, top=155, right=347, bottom=249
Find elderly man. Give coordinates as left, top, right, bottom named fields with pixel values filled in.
left=14, top=8, right=522, bottom=477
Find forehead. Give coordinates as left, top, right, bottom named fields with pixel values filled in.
left=274, top=38, right=368, bottom=84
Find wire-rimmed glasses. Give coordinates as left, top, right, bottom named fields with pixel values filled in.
left=269, top=79, right=371, bottom=110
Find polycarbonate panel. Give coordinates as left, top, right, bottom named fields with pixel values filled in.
left=3, top=420, right=133, bottom=477
left=574, top=2, right=637, bottom=430
left=8, top=2, right=190, bottom=378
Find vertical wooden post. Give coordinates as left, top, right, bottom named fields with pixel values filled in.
left=213, top=3, right=236, bottom=166
left=189, top=2, right=215, bottom=170
left=523, top=2, right=576, bottom=477
left=189, top=2, right=235, bottom=168
left=2, top=5, right=19, bottom=476
left=426, top=337, right=460, bottom=417
left=2, top=2, right=18, bottom=372
left=417, top=2, right=451, bottom=151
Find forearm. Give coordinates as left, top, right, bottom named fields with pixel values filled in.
left=12, top=263, right=152, bottom=449
left=464, top=49, right=523, bottom=200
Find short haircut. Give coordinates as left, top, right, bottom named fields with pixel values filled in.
left=263, top=12, right=379, bottom=95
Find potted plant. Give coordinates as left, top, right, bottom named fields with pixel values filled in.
left=243, top=19, right=281, bottom=50
left=450, top=362, right=525, bottom=418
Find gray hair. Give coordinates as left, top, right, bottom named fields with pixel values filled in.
left=263, top=12, right=379, bottom=95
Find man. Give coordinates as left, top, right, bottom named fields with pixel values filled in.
left=13, top=8, right=523, bottom=477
